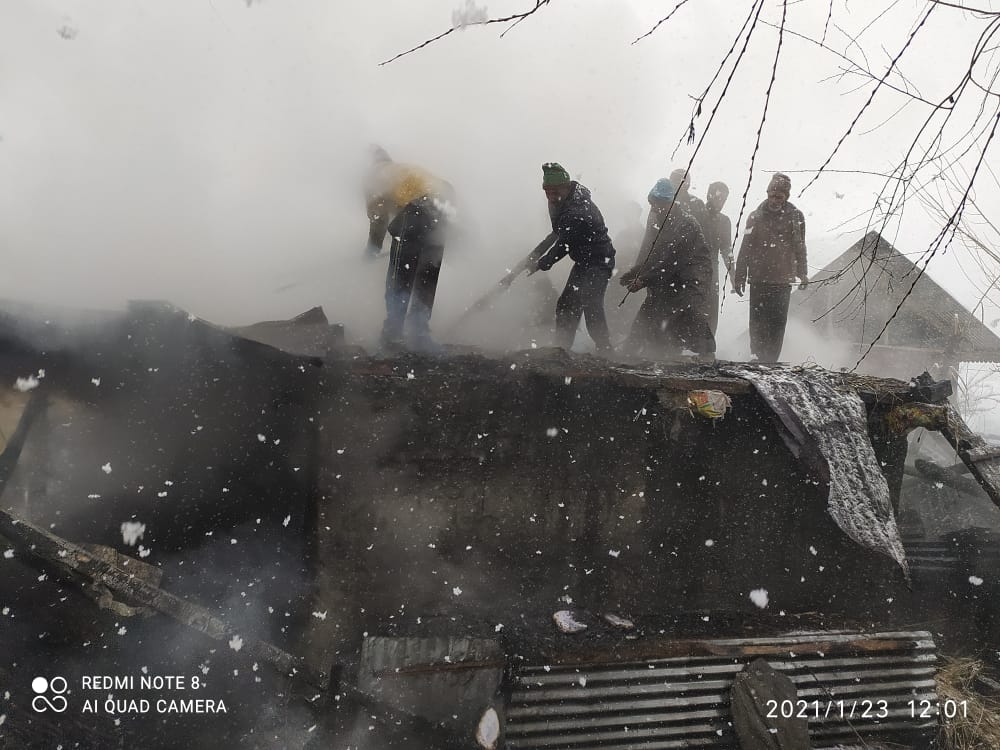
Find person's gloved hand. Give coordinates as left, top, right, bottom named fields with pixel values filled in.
left=626, top=277, right=646, bottom=293
left=797, top=274, right=809, bottom=291
left=619, top=269, right=637, bottom=287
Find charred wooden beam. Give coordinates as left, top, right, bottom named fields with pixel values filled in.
left=938, top=405, right=1000, bottom=508
left=0, top=507, right=322, bottom=688
left=883, top=402, right=950, bottom=434
left=528, top=632, right=933, bottom=667
left=0, top=390, right=47, bottom=487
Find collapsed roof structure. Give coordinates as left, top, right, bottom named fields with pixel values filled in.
left=0, top=300, right=998, bottom=748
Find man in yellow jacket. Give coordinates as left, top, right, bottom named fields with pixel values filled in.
left=365, top=146, right=454, bottom=351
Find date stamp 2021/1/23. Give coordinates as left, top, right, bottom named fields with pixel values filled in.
left=766, top=698, right=970, bottom=720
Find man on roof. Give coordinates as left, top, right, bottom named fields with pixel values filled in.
left=733, top=172, right=809, bottom=362
left=504, top=163, right=616, bottom=356
left=619, top=178, right=716, bottom=361
left=364, top=146, right=455, bottom=352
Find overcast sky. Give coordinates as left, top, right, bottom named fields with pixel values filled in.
left=2, top=0, right=999, bottom=356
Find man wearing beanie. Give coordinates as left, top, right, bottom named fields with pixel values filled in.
left=619, top=178, right=715, bottom=360
left=363, top=146, right=455, bottom=351
left=504, top=163, right=616, bottom=355
left=703, top=181, right=734, bottom=336
left=733, top=172, right=809, bottom=362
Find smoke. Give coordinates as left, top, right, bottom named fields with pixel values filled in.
left=3, top=0, right=998, bottom=351
left=0, top=0, right=662, bottom=339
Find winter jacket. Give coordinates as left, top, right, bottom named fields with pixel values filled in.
left=626, top=204, right=712, bottom=287
left=366, top=161, right=453, bottom=249
left=677, top=193, right=708, bottom=233
left=734, top=200, right=808, bottom=285
left=531, top=182, right=616, bottom=271
left=703, top=209, right=733, bottom=266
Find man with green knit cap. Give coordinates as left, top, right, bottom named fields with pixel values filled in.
left=504, top=163, right=616, bottom=355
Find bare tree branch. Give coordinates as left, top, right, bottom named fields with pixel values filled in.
left=799, top=4, right=937, bottom=197
left=762, top=21, right=944, bottom=107
left=380, top=0, right=553, bottom=66
left=632, top=0, right=696, bottom=45
left=729, top=0, right=791, bottom=265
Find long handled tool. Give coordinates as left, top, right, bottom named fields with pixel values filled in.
left=446, top=274, right=518, bottom=335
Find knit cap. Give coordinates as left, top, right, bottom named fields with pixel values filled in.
left=768, top=173, right=792, bottom=194
left=542, top=163, right=571, bottom=187
left=648, top=178, right=676, bottom=203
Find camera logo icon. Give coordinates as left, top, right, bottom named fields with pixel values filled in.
left=31, top=676, right=68, bottom=713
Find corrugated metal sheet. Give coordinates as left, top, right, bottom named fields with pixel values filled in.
left=506, top=631, right=937, bottom=749
left=904, top=537, right=960, bottom=576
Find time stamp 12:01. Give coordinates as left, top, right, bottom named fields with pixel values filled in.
left=766, top=699, right=969, bottom=719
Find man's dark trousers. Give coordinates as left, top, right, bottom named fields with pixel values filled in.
left=555, top=264, right=613, bottom=350
left=749, top=282, right=792, bottom=362
left=634, top=280, right=716, bottom=356
left=382, top=201, right=444, bottom=345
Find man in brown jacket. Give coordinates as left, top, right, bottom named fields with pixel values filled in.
left=733, top=173, right=808, bottom=362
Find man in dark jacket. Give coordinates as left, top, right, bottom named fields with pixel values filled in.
left=702, top=181, right=734, bottom=336
left=505, top=163, right=615, bottom=354
left=619, top=178, right=715, bottom=360
left=364, top=146, right=454, bottom=351
left=733, top=173, right=808, bottom=362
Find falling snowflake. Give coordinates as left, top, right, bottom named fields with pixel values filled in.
left=608, top=549, right=620, bottom=558
left=229, top=635, right=244, bottom=652
left=476, top=707, right=499, bottom=750
left=452, top=587, right=463, bottom=596
left=282, top=515, right=291, bottom=527
left=970, top=576, right=984, bottom=586
left=452, top=0, right=488, bottom=28
left=553, top=610, right=587, bottom=633
left=312, top=611, right=328, bottom=620
left=604, top=613, right=634, bottom=629
left=14, top=376, right=39, bottom=392
left=101, top=462, right=112, bottom=474
left=749, top=588, right=769, bottom=609
left=120, top=521, right=146, bottom=547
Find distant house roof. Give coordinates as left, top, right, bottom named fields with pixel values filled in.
left=793, top=231, right=1000, bottom=359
